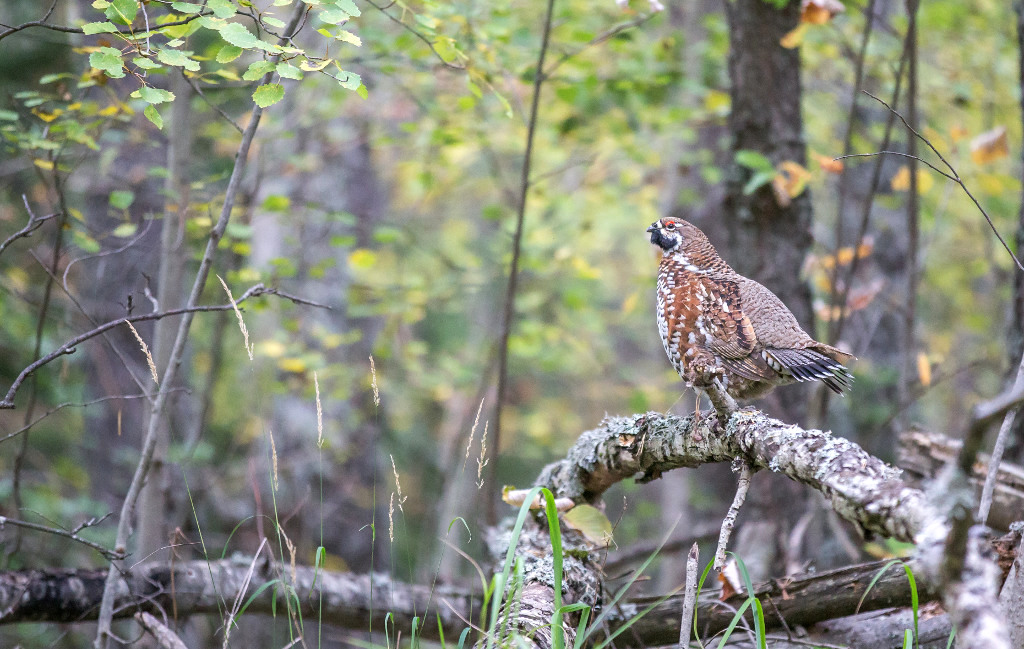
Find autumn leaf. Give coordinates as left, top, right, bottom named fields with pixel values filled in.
left=970, top=126, right=1008, bottom=164
left=801, top=0, right=844, bottom=24
left=771, top=160, right=811, bottom=206
left=917, top=352, right=932, bottom=387
left=780, top=23, right=809, bottom=49
left=890, top=165, right=935, bottom=193
left=816, top=153, right=844, bottom=174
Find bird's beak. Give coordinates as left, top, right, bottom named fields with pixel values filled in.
left=646, top=223, right=657, bottom=233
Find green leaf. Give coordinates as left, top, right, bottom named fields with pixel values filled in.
left=170, top=1, right=203, bottom=13
left=157, top=48, right=201, bottom=71
left=216, top=45, right=244, bottom=63
left=144, top=104, right=164, bottom=129
left=320, top=8, right=350, bottom=24
left=82, top=21, right=119, bottom=34
left=252, top=83, right=284, bottom=107
left=89, top=47, right=126, bottom=79
left=742, top=170, right=776, bottom=195
left=109, top=190, right=136, bottom=210
left=337, top=70, right=360, bottom=91
left=242, top=60, right=276, bottom=81
left=105, top=0, right=138, bottom=24
left=112, top=223, right=139, bottom=237
left=333, top=0, right=360, bottom=17
left=132, top=56, right=161, bottom=70
left=39, top=73, right=73, bottom=84
left=562, top=504, right=613, bottom=547
left=0, top=110, right=19, bottom=121
left=208, top=0, right=237, bottom=19
left=276, top=62, right=303, bottom=80
left=135, top=86, right=175, bottom=104
left=219, top=22, right=260, bottom=48
left=262, top=16, right=286, bottom=28
left=735, top=149, right=774, bottom=172
left=335, top=29, right=361, bottom=46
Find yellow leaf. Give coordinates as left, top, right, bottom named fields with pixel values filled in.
left=970, top=126, right=1008, bottom=164
left=771, top=160, right=810, bottom=206
left=704, top=89, right=730, bottom=115
left=917, top=352, right=931, bottom=387
left=621, top=291, right=639, bottom=315
left=278, top=357, right=307, bottom=373
left=348, top=248, right=377, bottom=269
left=950, top=124, right=968, bottom=143
left=31, top=108, right=63, bottom=122
left=780, top=22, right=809, bottom=49
left=33, top=159, right=55, bottom=170
left=890, top=165, right=934, bottom=193
left=258, top=340, right=287, bottom=358
left=98, top=104, right=120, bottom=116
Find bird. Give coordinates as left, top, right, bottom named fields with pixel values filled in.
left=646, top=218, right=854, bottom=402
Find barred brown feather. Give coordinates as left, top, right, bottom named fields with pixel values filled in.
left=647, top=218, right=854, bottom=401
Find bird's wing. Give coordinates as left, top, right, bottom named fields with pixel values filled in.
left=736, top=279, right=854, bottom=394
left=699, top=279, right=776, bottom=381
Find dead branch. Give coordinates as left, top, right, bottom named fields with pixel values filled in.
left=0, top=284, right=309, bottom=409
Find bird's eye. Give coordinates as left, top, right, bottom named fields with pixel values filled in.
left=664, top=221, right=676, bottom=230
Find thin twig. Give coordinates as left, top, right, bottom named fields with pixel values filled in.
left=181, top=72, right=243, bottom=133
left=363, top=0, right=465, bottom=70
left=0, top=209, right=58, bottom=256
left=714, top=460, right=754, bottom=570
left=544, top=13, right=654, bottom=78
left=489, top=0, right=557, bottom=525
left=857, top=90, right=1024, bottom=272
left=977, top=349, right=1024, bottom=524
left=93, top=5, right=309, bottom=645
left=0, top=514, right=124, bottom=560
left=0, top=12, right=209, bottom=43
left=0, top=390, right=187, bottom=446
left=28, top=248, right=156, bottom=407
left=0, top=284, right=280, bottom=409
left=679, top=542, right=699, bottom=649
left=834, top=151, right=955, bottom=181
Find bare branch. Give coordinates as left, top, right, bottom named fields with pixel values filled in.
left=978, top=349, right=1024, bottom=524
left=0, top=209, right=58, bottom=257
left=490, top=0, right=557, bottom=525
left=0, top=515, right=123, bottom=561
left=0, top=285, right=292, bottom=410
left=679, top=543, right=699, bottom=649
left=714, top=460, right=754, bottom=570
left=855, top=90, right=1024, bottom=272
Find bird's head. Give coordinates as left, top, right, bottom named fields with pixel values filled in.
left=647, top=218, right=701, bottom=253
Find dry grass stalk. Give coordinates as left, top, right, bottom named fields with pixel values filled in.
left=369, top=355, right=379, bottom=407
left=124, top=320, right=159, bottom=384
left=390, top=454, right=407, bottom=512
left=314, top=371, right=323, bottom=448
left=269, top=428, right=279, bottom=492
left=463, top=397, right=485, bottom=472
left=217, top=274, right=254, bottom=360
left=477, top=421, right=489, bottom=489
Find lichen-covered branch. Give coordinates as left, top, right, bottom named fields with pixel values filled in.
left=522, top=409, right=1008, bottom=649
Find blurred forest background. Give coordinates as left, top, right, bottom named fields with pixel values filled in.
left=1, top=0, right=1023, bottom=646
